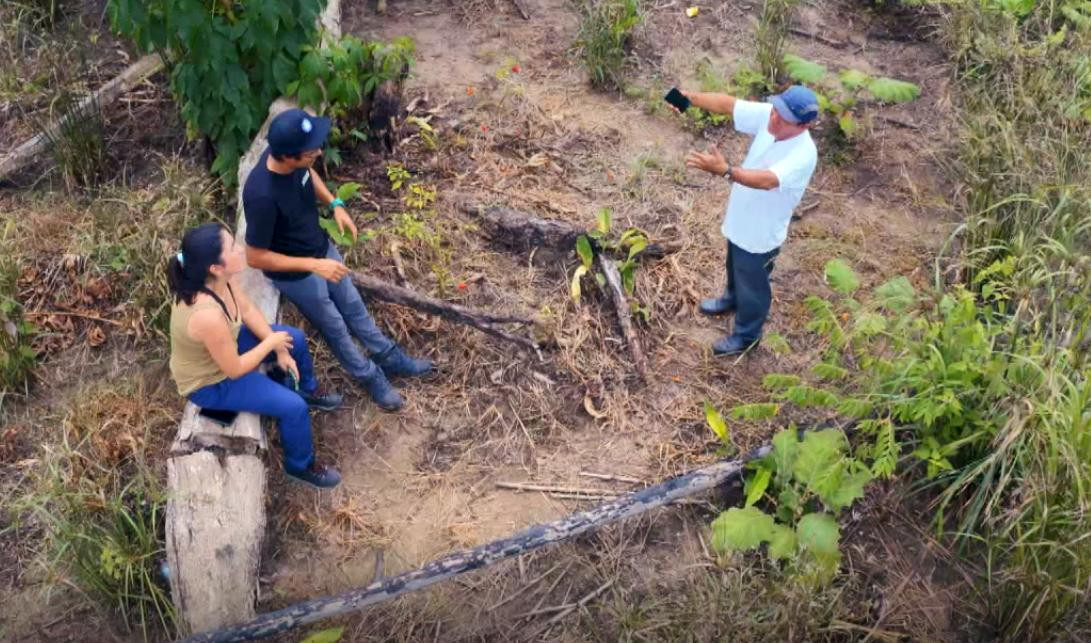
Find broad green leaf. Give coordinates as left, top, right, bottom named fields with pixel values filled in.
left=620, top=262, right=636, bottom=296
left=731, top=403, right=780, bottom=421
left=710, top=507, right=776, bottom=552
left=824, top=258, right=859, bottom=295
left=570, top=265, right=589, bottom=301
left=824, top=461, right=873, bottom=511
left=796, top=512, right=840, bottom=559
left=866, top=77, right=921, bottom=103
left=704, top=400, right=730, bottom=445
left=838, top=113, right=859, bottom=138
left=626, top=237, right=648, bottom=261
left=792, top=429, right=847, bottom=487
left=839, top=68, right=869, bottom=90
left=319, top=217, right=356, bottom=247
left=575, top=235, right=594, bottom=268
left=596, top=207, right=612, bottom=235
left=301, top=627, right=345, bottom=643
left=768, top=523, right=798, bottom=560
left=762, top=373, right=801, bottom=390
left=745, top=467, right=772, bottom=507
left=782, top=54, right=828, bottom=84
left=335, top=181, right=362, bottom=202
left=874, top=276, right=915, bottom=312
left=771, top=428, right=799, bottom=484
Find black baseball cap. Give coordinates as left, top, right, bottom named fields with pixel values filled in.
left=267, top=108, right=331, bottom=156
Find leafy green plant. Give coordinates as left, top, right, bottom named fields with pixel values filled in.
left=573, top=0, right=643, bottom=91
left=0, top=220, right=36, bottom=397
left=781, top=54, right=920, bottom=153
left=381, top=164, right=449, bottom=290
left=754, top=0, right=801, bottom=88
left=711, top=425, right=872, bottom=583
left=319, top=182, right=376, bottom=246
left=108, top=0, right=324, bottom=182
left=569, top=208, right=651, bottom=320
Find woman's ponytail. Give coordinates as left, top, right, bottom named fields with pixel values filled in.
left=167, top=223, right=227, bottom=305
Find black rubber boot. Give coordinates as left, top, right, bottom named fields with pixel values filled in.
left=361, top=368, right=403, bottom=411
left=375, top=345, right=434, bottom=378
left=712, top=335, right=759, bottom=356
left=699, top=289, right=736, bottom=316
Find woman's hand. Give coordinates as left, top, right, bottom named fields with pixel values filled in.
left=265, top=330, right=294, bottom=353
left=276, top=350, right=300, bottom=383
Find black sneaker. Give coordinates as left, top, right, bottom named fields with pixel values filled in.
left=699, top=293, right=736, bottom=316
left=301, top=387, right=343, bottom=411
left=375, top=345, right=435, bottom=378
left=286, top=463, right=342, bottom=489
left=712, top=335, right=759, bottom=356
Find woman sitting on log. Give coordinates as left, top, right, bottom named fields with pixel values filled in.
left=168, top=222, right=342, bottom=488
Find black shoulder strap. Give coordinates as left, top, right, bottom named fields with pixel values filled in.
left=199, top=286, right=238, bottom=323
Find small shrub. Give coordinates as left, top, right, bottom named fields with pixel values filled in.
left=754, top=0, right=801, bottom=88
left=574, top=0, right=643, bottom=91
left=41, top=90, right=108, bottom=190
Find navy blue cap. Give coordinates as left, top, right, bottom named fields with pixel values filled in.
left=267, top=108, right=331, bottom=156
left=770, top=85, right=820, bottom=124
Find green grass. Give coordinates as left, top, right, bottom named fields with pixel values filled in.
left=573, top=0, right=643, bottom=91
left=5, top=377, right=177, bottom=636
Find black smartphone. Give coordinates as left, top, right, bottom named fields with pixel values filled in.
left=198, top=407, right=239, bottom=426
left=664, top=87, right=691, bottom=112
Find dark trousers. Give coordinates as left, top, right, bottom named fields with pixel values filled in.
left=725, top=240, right=779, bottom=344
left=272, top=243, right=395, bottom=382
left=188, top=324, right=318, bottom=474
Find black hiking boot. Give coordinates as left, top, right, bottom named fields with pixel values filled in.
left=699, top=289, right=736, bottom=316
left=712, top=335, right=759, bottom=356
left=361, top=368, right=403, bottom=411
left=301, top=387, right=343, bottom=411
left=286, top=463, right=342, bottom=489
left=375, top=345, right=435, bottom=378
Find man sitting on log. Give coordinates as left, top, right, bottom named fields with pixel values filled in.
left=680, top=85, right=819, bottom=356
left=243, top=108, right=433, bottom=412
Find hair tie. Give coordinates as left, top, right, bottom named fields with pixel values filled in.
left=176, top=251, right=185, bottom=268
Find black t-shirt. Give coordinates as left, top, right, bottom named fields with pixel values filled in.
left=242, top=149, right=329, bottom=281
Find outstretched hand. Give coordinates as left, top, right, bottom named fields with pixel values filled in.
left=332, top=206, right=358, bottom=242
left=686, top=146, right=730, bottom=177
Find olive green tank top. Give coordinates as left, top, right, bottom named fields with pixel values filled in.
left=169, top=288, right=242, bottom=397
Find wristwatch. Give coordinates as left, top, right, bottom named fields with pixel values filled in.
left=722, top=162, right=733, bottom=180
left=322, top=197, right=344, bottom=218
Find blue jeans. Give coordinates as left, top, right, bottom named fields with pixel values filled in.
left=188, top=324, right=317, bottom=474
left=725, top=240, right=779, bottom=344
left=271, top=243, right=394, bottom=381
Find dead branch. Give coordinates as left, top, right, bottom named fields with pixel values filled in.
left=183, top=445, right=772, bottom=643
left=0, top=54, right=164, bottom=183
left=510, top=0, right=531, bottom=20
left=462, top=203, right=681, bottom=260
left=350, top=271, right=538, bottom=351
left=597, top=256, right=649, bottom=382
left=496, top=482, right=623, bottom=496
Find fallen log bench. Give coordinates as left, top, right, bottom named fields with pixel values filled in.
left=163, top=0, right=341, bottom=627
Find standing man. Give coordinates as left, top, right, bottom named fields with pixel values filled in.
left=243, top=108, right=433, bottom=411
left=682, top=85, right=819, bottom=356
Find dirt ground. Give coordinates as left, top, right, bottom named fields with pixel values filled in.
left=0, top=0, right=977, bottom=641
left=260, top=0, right=962, bottom=639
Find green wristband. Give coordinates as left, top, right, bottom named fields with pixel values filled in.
left=328, top=198, right=345, bottom=212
